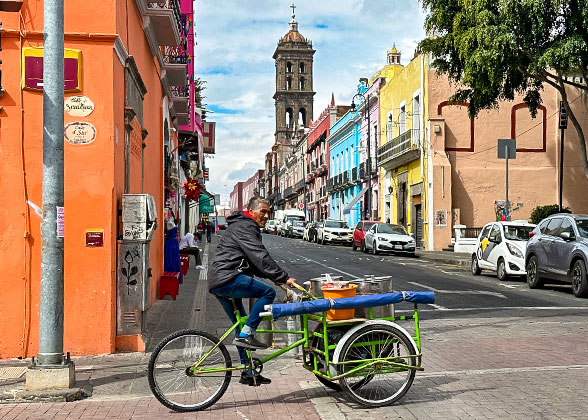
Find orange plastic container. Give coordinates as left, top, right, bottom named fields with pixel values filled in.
left=321, top=283, right=358, bottom=320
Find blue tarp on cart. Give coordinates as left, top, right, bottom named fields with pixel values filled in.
left=270, top=291, right=435, bottom=319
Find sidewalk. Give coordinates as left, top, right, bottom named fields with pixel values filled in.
left=0, top=233, right=321, bottom=419
left=416, top=250, right=471, bottom=270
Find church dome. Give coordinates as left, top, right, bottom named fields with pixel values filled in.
left=281, top=29, right=306, bottom=43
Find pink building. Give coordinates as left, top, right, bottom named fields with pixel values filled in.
left=229, top=169, right=265, bottom=213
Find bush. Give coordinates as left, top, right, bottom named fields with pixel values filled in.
left=529, top=204, right=571, bottom=224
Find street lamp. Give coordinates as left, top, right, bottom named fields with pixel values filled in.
left=351, top=90, right=372, bottom=220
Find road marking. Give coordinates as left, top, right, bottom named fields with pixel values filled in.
left=428, top=303, right=449, bottom=310
left=417, top=306, right=588, bottom=313
left=497, top=283, right=519, bottom=289
left=286, top=251, right=359, bottom=279
left=236, top=410, right=250, bottom=420
left=420, top=364, right=588, bottom=378
left=409, top=281, right=507, bottom=299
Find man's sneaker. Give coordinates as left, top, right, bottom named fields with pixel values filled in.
left=239, top=372, right=271, bottom=386
left=232, top=335, right=268, bottom=349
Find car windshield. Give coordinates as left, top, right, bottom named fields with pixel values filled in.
left=378, top=224, right=408, bottom=235
left=293, top=221, right=305, bottom=227
left=577, top=219, right=588, bottom=238
left=325, top=221, right=348, bottom=229
left=504, top=225, right=535, bottom=240
left=285, top=216, right=304, bottom=223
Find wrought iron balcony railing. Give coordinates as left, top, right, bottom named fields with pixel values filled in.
left=377, top=129, right=420, bottom=165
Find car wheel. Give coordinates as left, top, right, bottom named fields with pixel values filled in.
left=526, top=255, right=544, bottom=289
left=497, top=258, right=509, bottom=281
left=571, top=259, right=588, bottom=298
left=471, top=255, right=481, bottom=275
left=372, top=241, right=378, bottom=255
left=361, top=240, right=367, bottom=253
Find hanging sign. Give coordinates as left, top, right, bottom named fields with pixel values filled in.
left=64, top=122, right=96, bottom=145
left=64, top=96, right=95, bottom=117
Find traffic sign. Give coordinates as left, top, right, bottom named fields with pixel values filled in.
left=298, top=203, right=304, bottom=209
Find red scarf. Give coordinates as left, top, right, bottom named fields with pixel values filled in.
left=243, top=211, right=255, bottom=220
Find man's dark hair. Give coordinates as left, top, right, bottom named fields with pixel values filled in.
left=247, top=196, right=270, bottom=211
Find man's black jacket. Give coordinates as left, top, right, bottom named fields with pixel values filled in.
left=208, top=211, right=289, bottom=291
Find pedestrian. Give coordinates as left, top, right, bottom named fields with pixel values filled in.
left=206, top=221, right=213, bottom=243
left=197, top=220, right=205, bottom=239
left=179, top=230, right=204, bottom=269
left=164, top=217, right=182, bottom=282
left=208, top=196, right=297, bottom=386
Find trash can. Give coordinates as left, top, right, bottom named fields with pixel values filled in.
left=321, top=283, right=358, bottom=320
left=350, top=275, right=394, bottom=319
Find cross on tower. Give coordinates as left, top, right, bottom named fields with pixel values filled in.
left=290, top=3, right=296, bottom=18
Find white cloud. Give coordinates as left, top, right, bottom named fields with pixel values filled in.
left=195, top=0, right=426, bottom=204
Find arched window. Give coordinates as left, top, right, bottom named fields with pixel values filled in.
left=286, top=76, right=292, bottom=90
left=299, top=62, right=305, bottom=73
left=286, top=62, right=292, bottom=73
left=298, top=108, right=307, bottom=127
left=344, top=149, right=348, bottom=171
left=286, top=108, right=294, bottom=128
left=299, top=77, right=305, bottom=90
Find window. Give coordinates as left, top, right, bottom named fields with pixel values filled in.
left=286, top=76, right=292, bottom=90
left=480, top=225, right=492, bottom=240
left=298, top=108, right=306, bottom=127
left=576, top=219, right=588, bottom=238
left=545, top=218, right=562, bottom=236
left=299, top=62, right=305, bottom=73
left=363, top=222, right=376, bottom=231
left=286, top=108, right=293, bottom=128
left=399, top=105, right=406, bottom=134
left=387, top=111, right=394, bottom=141
left=413, top=94, right=420, bottom=131
left=299, top=77, right=305, bottom=90
left=538, top=219, right=550, bottom=234
left=286, top=62, right=292, bottom=73
left=489, top=224, right=502, bottom=243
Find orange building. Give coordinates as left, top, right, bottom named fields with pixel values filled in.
left=0, top=0, right=201, bottom=358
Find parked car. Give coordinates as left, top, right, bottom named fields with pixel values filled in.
left=525, top=214, right=588, bottom=297
left=263, top=219, right=277, bottom=234
left=317, top=220, right=353, bottom=245
left=471, top=221, right=536, bottom=280
left=352, top=220, right=381, bottom=251
left=287, top=220, right=306, bottom=238
left=364, top=223, right=416, bottom=255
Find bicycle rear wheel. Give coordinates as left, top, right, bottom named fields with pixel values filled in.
left=337, top=323, right=417, bottom=408
left=148, top=329, right=231, bottom=412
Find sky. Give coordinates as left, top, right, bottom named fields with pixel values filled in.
left=194, top=0, right=427, bottom=204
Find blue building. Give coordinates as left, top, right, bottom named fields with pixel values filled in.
left=326, top=107, right=362, bottom=228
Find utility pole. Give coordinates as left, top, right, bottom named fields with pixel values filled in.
left=558, top=101, right=568, bottom=211
left=27, top=0, right=75, bottom=390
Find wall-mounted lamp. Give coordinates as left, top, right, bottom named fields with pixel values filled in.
left=388, top=186, right=393, bottom=194
left=434, top=125, right=441, bottom=133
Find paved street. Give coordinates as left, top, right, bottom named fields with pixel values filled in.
left=2, top=233, right=588, bottom=419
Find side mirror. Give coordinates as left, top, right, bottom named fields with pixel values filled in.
left=409, top=232, right=414, bottom=238
left=561, top=231, right=575, bottom=241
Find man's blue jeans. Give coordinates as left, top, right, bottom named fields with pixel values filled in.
left=210, top=274, right=276, bottom=363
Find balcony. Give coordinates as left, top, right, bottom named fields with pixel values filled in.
left=284, top=186, right=295, bottom=198
left=343, top=171, right=350, bottom=186
left=377, top=129, right=421, bottom=169
left=276, top=192, right=283, bottom=202
left=327, top=178, right=333, bottom=191
left=145, top=1, right=182, bottom=46
left=162, top=51, right=187, bottom=86
left=351, top=167, right=359, bottom=183
left=295, top=180, right=304, bottom=192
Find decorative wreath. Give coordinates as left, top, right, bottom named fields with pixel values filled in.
left=183, top=177, right=201, bottom=202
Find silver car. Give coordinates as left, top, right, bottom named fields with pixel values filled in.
left=525, top=214, right=588, bottom=297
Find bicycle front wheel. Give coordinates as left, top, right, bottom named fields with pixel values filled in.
left=337, top=323, right=417, bottom=408
left=148, top=329, right=231, bottom=412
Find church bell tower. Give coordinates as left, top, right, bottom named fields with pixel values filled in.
left=273, top=4, right=315, bottom=144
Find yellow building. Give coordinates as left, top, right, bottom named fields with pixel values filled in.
left=376, top=49, right=430, bottom=249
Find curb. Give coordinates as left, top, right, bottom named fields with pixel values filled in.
left=417, top=254, right=471, bottom=271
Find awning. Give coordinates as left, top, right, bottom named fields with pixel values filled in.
left=343, top=186, right=369, bottom=213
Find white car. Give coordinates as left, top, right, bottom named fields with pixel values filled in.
left=263, top=219, right=276, bottom=234
left=471, top=221, right=536, bottom=280
left=317, top=220, right=353, bottom=245
left=364, top=223, right=416, bottom=256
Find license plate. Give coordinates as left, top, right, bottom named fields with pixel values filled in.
left=395, top=245, right=403, bottom=250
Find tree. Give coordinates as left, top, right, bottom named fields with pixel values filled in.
left=419, top=0, right=588, bottom=179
